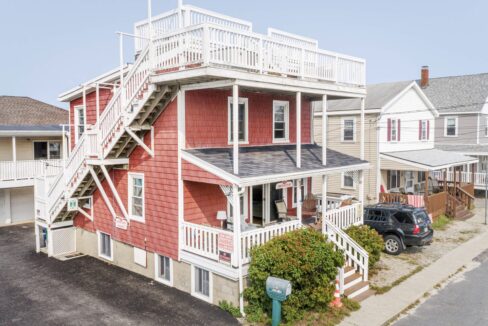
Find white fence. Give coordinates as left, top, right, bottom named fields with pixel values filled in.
left=432, top=170, right=486, bottom=188
left=0, top=159, right=63, bottom=182
left=50, top=227, right=76, bottom=257
left=324, top=202, right=363, bottom=230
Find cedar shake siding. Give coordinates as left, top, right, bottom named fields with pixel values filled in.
left=184, top=181, right=226, bottom=227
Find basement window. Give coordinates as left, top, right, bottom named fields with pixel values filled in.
left=192, top=266, right=212, bottom=302
left=155, top=254, right=172, bottom=286
left=98, top=231, right=113, bottom=261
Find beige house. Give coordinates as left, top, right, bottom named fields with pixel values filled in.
left=0, top=96, right=68, bottom=225
left=313, top=81, right=477, bottom=218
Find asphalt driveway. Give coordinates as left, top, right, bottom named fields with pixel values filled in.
left=0, top=224, right=238, bottom=326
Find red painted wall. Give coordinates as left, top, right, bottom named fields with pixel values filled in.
left=185, top=89, right=311, bottom=149
left=184, top=181, right=226, bottom=227
left=69, top=88, right=114, bottom=149
left=74, top=100, right=179, bottom=259
left=182, top=161, right=231, bottom=185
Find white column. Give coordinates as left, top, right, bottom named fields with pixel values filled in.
left=61, top=125, right=67, bottom=161
left=12, top=136, right=16, bottom=180
left=297, top=179, right=302, bottom=224
left=147, top=0, right=154, bottom=67
left=119, top=33, right=125, bottom=106
left=177, top=89, right=186, bottom=261
left=360, top=97, right=365, bottom=161
left=233, top=84, right=239, bottom=175
left=296, top=92, right=302, bottom=168
left=359, top=170, right=365, bottom=222
left=321, top=175, right=327, bottom=233
left=232, top=184, right=244, bottom=315
left=95, top=83, right=100, bottom=126
left=322, top=94, right=327, bottom=165
left=178, top=0, right=184, bottom=27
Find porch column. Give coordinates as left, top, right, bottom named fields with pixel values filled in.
left=296, top=92, right=302, bottom=168
left=322, top=94, right=327, bottom=165
left=424, top=170, right=430, bottom=213
left=358, top=170, right=365, bottom=203
left=232, top=184, right=244, bottom=315
left=12, top=136, right=16, bottom=180
left=321, top=175, right=328, bottom=233
left=232, top=84, right=239, bottom=175
left=360, top=97, right=365, bottom=161
left=443, top=168, right=447, bottom=193
left=95, top=82, right=100, bottom=127
left=471, top=163, right=476, bottom=185
left=297, top=179, right=302, bottom=224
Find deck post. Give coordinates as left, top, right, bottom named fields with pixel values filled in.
left=296, top=92, right=302, bottom=168
left=321, top=175, right=327, bottom=233
left=424, top=170, right=429, bottom=212
left=360, top=97, right=365, bottom=161
left=322, top=94, right=327, bottom=165
left=232, top=185, right=244, bottom=315
left=11, top=136, right=16, bottom=180
left=443, top=168, right=447, bottom=193
left=471, top=163, right=475, bottom=185
left=297, top=179, right=302, bottom=224
left=232, top=84, right=239, bottom=175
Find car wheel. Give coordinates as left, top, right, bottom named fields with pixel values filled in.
left=384, top=235, right=403, bottom=255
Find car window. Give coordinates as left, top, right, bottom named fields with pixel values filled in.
left=366, top=209, right=386, bottom=222
left=393, top=211, right=413, bottom=224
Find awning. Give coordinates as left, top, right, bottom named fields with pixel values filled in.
left=380, top=148, right=478, bottom=171
left=182, top=144, right=370, bottom=187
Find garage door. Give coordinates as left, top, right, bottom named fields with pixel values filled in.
left=10, top=187, right=34, bottom=224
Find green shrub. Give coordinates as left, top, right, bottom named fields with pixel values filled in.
left=218, top=300, right=242, bottom=318
left=345, top=225, right=384, bottom=268
left=244, top=228, right=344, bottom=323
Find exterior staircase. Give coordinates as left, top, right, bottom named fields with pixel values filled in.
left=38, top=44, right=178, bottom=225
left=343, top=265, right=372, bottom=301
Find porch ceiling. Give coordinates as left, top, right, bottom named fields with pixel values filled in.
left=380, top=148, right=478, bottom=171
left=182, top=144, right=369, bottom=186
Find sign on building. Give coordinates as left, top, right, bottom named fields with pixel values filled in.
left=276, top=181, right=293, bottom=189
left=115, top=217, right=128, bottom=230
left=218, top=232, right=233, bottom=265
left=67, top=198, right=78, bottom=212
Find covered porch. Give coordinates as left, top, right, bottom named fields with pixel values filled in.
left=379, top=149, right=478, bottom=219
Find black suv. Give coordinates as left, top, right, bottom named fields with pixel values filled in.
left=363, top=203, right=434, bottom=255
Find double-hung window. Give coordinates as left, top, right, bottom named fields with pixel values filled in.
left=420, top=120, right=428, bottom=140
left=155, top=254, right=172, bottom=285
left=390, top=119, right=398, bottom=141
left=128, top=173, right=144, bottom=222
left=193, top=266, right=211, bottom=301
left=273, top=100, right=289, bottom=142
left=445, top=117, right=457, bottom=136
left=74, top=105, right=86, bottom=143
left=34, top=141, right=61, bottom=160
left=342, top=118, right=355, bottom=142
left=292, top=179, right=307, bottom=208
left=342, top=172, right=356, bottom=189
left=388, top=170, right=401, bottom=190
left=98, top=232, right=113, bottom=260
left=228, top=97, right=248, bottom=143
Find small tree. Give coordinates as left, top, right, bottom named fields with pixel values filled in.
left=244, top=228, right=344, bottom=323
left=345, top=225, right=384, bottom=268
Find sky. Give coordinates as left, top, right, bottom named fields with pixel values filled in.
left=1, top=0, right=487, bottom=109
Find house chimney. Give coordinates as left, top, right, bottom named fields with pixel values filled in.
left=420, top=66, right=429, bottom=88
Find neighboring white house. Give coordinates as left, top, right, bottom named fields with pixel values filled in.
left=0, top=96, right=68, bottom=226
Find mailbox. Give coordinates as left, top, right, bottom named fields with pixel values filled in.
left=266, top=276, right=292, bottom=302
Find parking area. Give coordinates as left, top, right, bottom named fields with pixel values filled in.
left=0, top=224, right=238, bottom=326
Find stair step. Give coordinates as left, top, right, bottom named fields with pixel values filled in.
left=351, top=289, right=375, bottom=302
left=344, top=281, right=369, bottom=299
left=344, top=273, right=362, bottom=290
left=344, top=266, right=355, bottom=278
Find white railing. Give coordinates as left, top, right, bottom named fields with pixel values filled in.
left=432, top=170, right=485, bottom=188
left=0, top=159, right=63, bottom=182
left=240, top=220, right=302, bottom=264
left=325, top=202, right=363, bottom=230
left=182, top=221, right=230, bottom=261
left=323, top=219, right=369, bottom=287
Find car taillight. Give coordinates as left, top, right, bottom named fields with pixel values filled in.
left=413, top=225, right=420, bottom=235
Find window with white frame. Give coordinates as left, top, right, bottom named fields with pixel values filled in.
left=420, top=120, right=428, bottom=140
left=228, top=97, right=248, bottom=143
left=342, top=172, right=356, bottom=189
left=227, top=193, right=244, bottom=225
left=273, top=100, right=289, bottom=142
left=33, top=141, right=61, bottom=160
left=128, top=173, right=144, bottom=222
left=292, top=178, right=307, bottom=207
left=445, top=117, right=457, bottom=136
left=390, top=118, right=398, bottom=141
left=98, top=232, right=112, bottom=260
left=193, top=266, right=211, bottom=300
left=342, top=118, right=355, bottom=142
left=74, top=105, right=85, bottom=142
left=388, top=170, right=401, bottom=190
left=155, top=254, right=172, bottom=285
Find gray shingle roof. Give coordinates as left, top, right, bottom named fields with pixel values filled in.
left=185, top=144, right=368, bottom=178
left=436, top=144, right=488, bottom=155
left=382, top=149, right=477, bottom=170
left=416, top=73, right=488, bottom=113
left=320, top=80, right=412, bottom=112
left=0, top=96, right=68, bottom=126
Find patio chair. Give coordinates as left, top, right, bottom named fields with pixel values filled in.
left=302, top=193, right=318, bottom=219
left=275, top=200, right=292, bottom=221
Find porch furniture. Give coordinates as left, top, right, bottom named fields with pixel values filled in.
left=216, top=210, right=227, bottom=229
left=275, top=200, right=293, bottom=221
left=302, top=193, right=319, bottom=221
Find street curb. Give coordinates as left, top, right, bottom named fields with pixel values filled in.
left=340, top=225, right=488, bottom=326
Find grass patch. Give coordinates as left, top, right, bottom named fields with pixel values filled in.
left=218, top=300, right=242, bottom=318
left=296, top=298, right=360, bottom=326
left=431, top=215, right=451, bottom=231
left=371, top=266, right=424, bottom=295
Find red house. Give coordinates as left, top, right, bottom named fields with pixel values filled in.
left=34, top=4, right=370, bottom=311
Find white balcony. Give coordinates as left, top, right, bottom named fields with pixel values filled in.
left=0, top=159, right=63, bottom=188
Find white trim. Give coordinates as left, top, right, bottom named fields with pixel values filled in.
left=128, top=172, right=145, bottom=223
left=444, top=116, right=458, bottom=137
left=74, top=105, right=86, bottom=144
left=341, top=171, right=356, bottom=190
left=33, top=140, right=62, bottom=160
left=382, top=81, right=438, bottom=117
left=97, top=231, right=113, bottom=261
left=380, top=153, right=478, bottom=171
left=154, top=253, right=173, bottom=286
left=227, top=97, right=249, bottom=145
left=341, top=117, right=356, bottom=142
left=191, top=265, right=213, bottom=303
left=292, top=178, right=308, bottom=208
left=272, top=100, right=290, bottom=143
left=438, top=111, right=480, bottom=116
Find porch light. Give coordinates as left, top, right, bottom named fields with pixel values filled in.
left=216, top=210, right=227, bottom=229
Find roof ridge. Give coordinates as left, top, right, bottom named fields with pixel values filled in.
left=420, top=72, right=488, bottom=81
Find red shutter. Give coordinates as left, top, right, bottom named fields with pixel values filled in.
left=387, top=118, right=391, bottom=141
left=419, top=120, right=422, bottom=140
left=398, top=119, right=401, bottom=141
left=427, top=120, right=430, bottom=140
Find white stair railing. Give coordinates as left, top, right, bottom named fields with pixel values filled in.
left=325, top=202, right=363, bottom=230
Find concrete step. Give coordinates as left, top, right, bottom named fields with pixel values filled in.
left=351, top=289, right=375, bottom=302
left=344, top=281, right=369, bottom=299
left=344, top=273, right=362, bottom=290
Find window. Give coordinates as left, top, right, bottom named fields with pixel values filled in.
left=419, top=120, right=428, bottom=140
left=405, top=171, right=414, bottom=189
left=342, top=118, right=355, bottom=142
left=393, top=212, right=413, bottom=224
left=272, top=100, right=289, bottom=142
left=390, top=119, right=398, bottom=141
left=34, top=141, right=61, bottom=160
left=485, top=117, right=488, bottom=137
left=366, top=209, right=386, bottom=222
left=418, top=171, right=426, bottom=182
left=98, top=232, right=112, bottom=260
left=387, top=170, right=401, bottom=190
left=74, top=105, right=86, bottom=143
left=228, top=194, right=244, bottom=224
left=292, top=178, right=307, bottom=208
left=192, top=266, right=211, bottom=301
left=342, top=172, right=356, bottom=189
left=128, top=173, right=144, bottom=222
left=445, top=117, right=457, bottom=136
left=228, top=97, right=248, bottom=143
left=155, top=254, right=172, bottom=286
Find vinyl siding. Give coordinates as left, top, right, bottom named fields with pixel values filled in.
left=435, top=114, right=478, bottom=145
left=0, top=136, right=64, bottom=161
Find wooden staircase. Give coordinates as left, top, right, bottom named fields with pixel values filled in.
left=343, top=265, right=372, bottom=301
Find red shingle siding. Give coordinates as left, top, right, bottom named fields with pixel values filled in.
left=184, top=181, right=226, bottom=227
left=182, top=161, right=231, bottom=185
left=69, top=88, right=114, bottom=149
left=74, top=100, right=179, bottom=259
left=185, top=89, right=311, bottom=149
